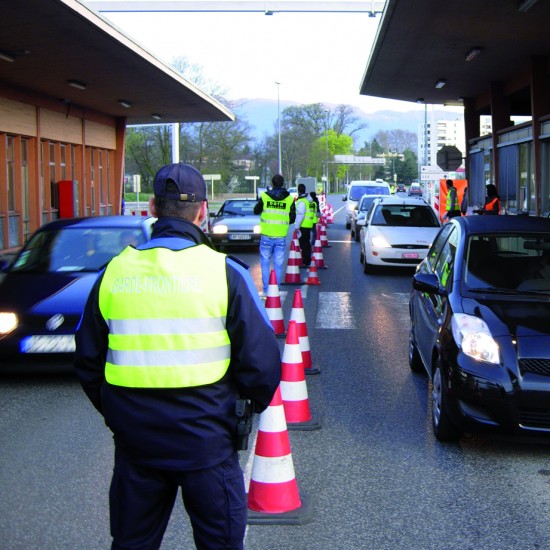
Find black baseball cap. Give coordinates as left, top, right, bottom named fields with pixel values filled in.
left=153, top=162, right=207, bottom=202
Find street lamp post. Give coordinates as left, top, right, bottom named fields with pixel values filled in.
left=324, top=109, right=329, bottom=194
left=275, top=81, right=282, bottom=175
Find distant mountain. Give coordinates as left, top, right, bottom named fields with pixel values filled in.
left=231, top=97, right=463, bottom=146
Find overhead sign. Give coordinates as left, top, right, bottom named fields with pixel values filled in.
left=436, top=146, right=463, bottom=171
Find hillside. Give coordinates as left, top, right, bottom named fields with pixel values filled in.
left=232, top=97, right=463, bottom=146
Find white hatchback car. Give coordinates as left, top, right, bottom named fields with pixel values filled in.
left=359, top=196, right=441, bottom=273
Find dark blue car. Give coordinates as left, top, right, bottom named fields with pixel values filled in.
left=409, top=215, right=550, bottom=441
left=0, top=216, right=155, bottom=373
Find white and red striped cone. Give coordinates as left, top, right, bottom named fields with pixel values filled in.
left=290, top=289, right=320, bottom=375
left=265, top=270, right=286, bottom=338
left=292, top=229, right=302, bottom=264
left=247, top=386, right=313, bottom=525
left=326, top=204, right=334, bottom=223
left=280, top=321, right=321, bottom=430
left=305, top=259, right=321, bottom=287
left=320, top=219, right=330, bottom=248
left=313, top=234, right=327, bottom=269
left=282, top=240, right=303, bottom=286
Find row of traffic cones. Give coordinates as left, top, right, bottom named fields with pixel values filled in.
left=248, top=300, right=322, bottom=524
left=282, top=225, right=327, bottom=286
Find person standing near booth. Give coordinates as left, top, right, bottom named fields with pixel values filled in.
left=444, top=179, right=461, bottom=220
left=483, top=184, right=501, bottom=215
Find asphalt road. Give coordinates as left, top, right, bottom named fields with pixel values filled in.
left=2, top=199, right=550, bottom=550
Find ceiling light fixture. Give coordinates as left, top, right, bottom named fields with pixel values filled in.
left=67, top=79, right=86, bottom=90
left=465, top=47, right=482, bottom=62
left=0, top=51, right=15, bottom=63
left=518, top=0, right=539, bottom=12
left=151, top=113, right=162, bottom=120
left=118, top=100, right=131, bottom=108
left=435, top=79, right=447, bottom=89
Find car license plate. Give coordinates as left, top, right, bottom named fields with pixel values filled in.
left=402, top=252, right=419, bottom=259
left=229, top=234, right=251, bottom=240
left=21, top=335, right=76, bottom=353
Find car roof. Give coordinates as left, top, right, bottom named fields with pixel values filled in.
left=373, top=197, right=430, bottom=206
left=35, top=215, right=154, bottom=231
left=452, top=215, right=550, bottom=234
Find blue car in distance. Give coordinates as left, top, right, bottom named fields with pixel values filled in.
left=0, top=215, right=155, bottom=373
left=409, top=215, right=550, bottom=441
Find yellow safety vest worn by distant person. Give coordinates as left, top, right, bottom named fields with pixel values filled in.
left=296, top=197, right=314, bottom=228
left=446, top=187, right=460, bottom=212
left=259, top=193, right=294, bottom=237
left=309, top=201, right=319, bottom=224
left=98, top=244, right=231, bottom=388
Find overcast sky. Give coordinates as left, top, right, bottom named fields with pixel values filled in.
left=102, top=8, right=432, bottom=113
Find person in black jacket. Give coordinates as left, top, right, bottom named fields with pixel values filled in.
left=74, top=162, right=281, bottom=550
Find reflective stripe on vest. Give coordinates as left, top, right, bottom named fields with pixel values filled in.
left=297, top=197, right=314, bottom=228
left=446, top=187, right=460, bottom=211
left=98, top=244, right=230, bottom=388
left=259, top=193, right=294, bottom=237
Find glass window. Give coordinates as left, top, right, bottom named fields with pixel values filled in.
left=426, top=224, right=455, bottom=271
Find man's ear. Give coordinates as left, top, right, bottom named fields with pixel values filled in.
left=197, top=200, right=207, bottom=224
left=149, top=196, right=157, bottom=217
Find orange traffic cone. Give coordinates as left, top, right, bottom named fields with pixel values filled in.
left=280, top=321, right=321, bottom=430
left=265, top=270, right=285, bottom=338
left=247, top=386, right=313, bottom=525
left=292, top=229, right=302, bottom=264
left=282, top=240, right=303, bottom=285
left=290, top=289, right=320, bottom=375
left=320, top=219, right=330, bottom=248
left=305, top=258, right=321, bottom=286
left=313, top=233, right=327, bottom=269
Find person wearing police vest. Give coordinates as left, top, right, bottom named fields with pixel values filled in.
left=74, top=162, right=281, bottom=550
left=295, top=183, right=314, bottom=268
left=483, top=183, right=501, bottom=215
left=253, top=174, right=296, bottom=295
left=444, top=179, right=461, bottom=220
left=309, top=191, right=320, bottom=246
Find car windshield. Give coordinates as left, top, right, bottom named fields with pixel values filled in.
left=9, top=227, right=146, bottom=273
left=219, top=201, right=256, bottom=216
left=465, top=233, right=550, bottom=293
left=359, top=196, right=379, bottom=212
left=350, top=186, right=389, bottom=200
left=371, top=205, right=440, bottom=227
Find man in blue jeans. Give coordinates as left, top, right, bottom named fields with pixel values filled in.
left=254, top=174, right=296, bottom=295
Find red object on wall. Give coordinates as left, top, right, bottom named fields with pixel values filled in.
left=58, top=180, right=76, bottom=218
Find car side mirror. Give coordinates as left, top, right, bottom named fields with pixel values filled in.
left=412, top=272, right=447, bottom=297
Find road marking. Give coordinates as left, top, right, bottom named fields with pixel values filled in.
left=315, top=292, right=355, bottom=329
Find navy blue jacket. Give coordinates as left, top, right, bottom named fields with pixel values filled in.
left=74, top=217, right=281, bottom=470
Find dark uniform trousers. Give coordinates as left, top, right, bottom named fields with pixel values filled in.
left=298, top=228, right=312, bottom=266
left=110, top=449, right=246, bottom=550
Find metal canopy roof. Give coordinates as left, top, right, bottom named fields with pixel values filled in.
left=0, top=0, right=233, bottom=125
left=360, top=0, right=550, bottom=115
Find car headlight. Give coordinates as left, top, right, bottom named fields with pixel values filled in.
left=371, top=235, right=391, bottom=248
left=451, top=313, right=500, bottom=364
left=212, top=224, right=228, bottom=234
left=0, top=312, right=18, bottom=335
left=253, top=225, right=261, bottom=234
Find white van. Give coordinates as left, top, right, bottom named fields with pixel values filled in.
left=342, top=179, right=391, bottom=228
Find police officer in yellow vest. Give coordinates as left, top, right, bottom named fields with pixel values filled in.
left=295, top=183, right=315, bottom=267
left=444, top=179, right=461, bottom=220
left=75, top=162, right=281, bottom=550
left=253, top=174, right=296, bottom=295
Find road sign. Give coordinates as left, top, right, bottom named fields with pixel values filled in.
left=436, top=146, right=463, bottom=171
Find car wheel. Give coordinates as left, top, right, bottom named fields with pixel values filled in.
left=431, top=362, right=462, bottom=441
left=350, top=226, right=355, bottom=239
left=346, top=222, right=351, bottom=229
left=408, top=332, right=423, bottom=373
left=363, top=257, right=375, bottom=274
left=359, top=248, right=364, bottom=264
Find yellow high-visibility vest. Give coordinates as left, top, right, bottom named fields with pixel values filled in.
left=259, top=193, right=294, bottom=237
left=297, top=197, right=314, bottom=228
left=98, top=244, right=230, bottom=388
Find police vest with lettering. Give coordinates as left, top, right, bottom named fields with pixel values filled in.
left=259, top=193, right=294, bottom=237
left=98, top=244, right=230, bottom=388
left=297, top=197, right=314, bottom=228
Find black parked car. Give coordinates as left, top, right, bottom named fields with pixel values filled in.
left=409, top=215, right=550, bottom=441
